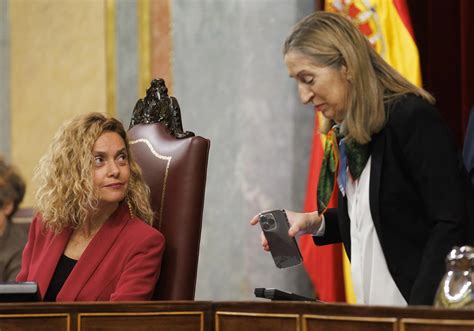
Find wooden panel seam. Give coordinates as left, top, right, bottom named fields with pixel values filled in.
left=302, top=314, right=398, bottom=331
left=215, top=311, right=300, bottom=331
left=400, top=317, right=474, bottom=331
left=0, top=313, right=70, bottom=331
left=77, top=311, right=204, bottom=331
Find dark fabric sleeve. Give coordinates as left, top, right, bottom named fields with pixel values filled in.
left=6, top=250, right=23, bottom=281
left=388, top=96, right=466, bottom=305
left=312, top=208, right=342, bottom=245
left=5, top=224, right=28, bottom=281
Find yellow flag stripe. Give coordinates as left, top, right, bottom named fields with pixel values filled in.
left=373, top=0, right=421, bottom=86
left=342, top=247, right=356, bottom=303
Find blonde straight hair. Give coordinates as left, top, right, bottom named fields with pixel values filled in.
left=283, top=11, right=434, bottom=144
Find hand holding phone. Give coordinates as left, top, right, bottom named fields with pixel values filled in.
left=258, top=210, right=303, bottom=268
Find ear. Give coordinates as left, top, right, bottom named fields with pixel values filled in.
left=340, top=65, right=351, bottom=81
left=1, top=201, right=14, bottom=218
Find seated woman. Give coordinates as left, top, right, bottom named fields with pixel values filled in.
left=17, top=112, right=165, bottom=301
left=0, top=157, right=27, bottom=281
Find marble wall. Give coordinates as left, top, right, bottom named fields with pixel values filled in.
left=116, top=0, right=139, bottom=126
left=172, top=0, right=316, bottom=300
left=0, top=0, right=10, bottom=159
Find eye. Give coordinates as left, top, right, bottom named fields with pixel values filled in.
left=301, top=75, right=314, bottom=85
left=94, top=156, right=104, bottom=166
left=117, top=153, right=128, bottom=164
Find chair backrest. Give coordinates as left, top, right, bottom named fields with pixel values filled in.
left=127, top=79, right=210, bottom=300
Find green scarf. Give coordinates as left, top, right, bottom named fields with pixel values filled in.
left=317, top=127, right=370, bottom=213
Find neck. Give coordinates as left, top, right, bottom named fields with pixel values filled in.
left=80, top=202, right=119, bottom=237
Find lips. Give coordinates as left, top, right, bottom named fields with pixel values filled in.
left=314, top=104, right=326, bottom=112
left=104, top=183, right=124, bottom=188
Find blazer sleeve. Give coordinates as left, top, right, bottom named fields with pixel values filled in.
left=388, top=97, right=466, bottom=304
left=16, top=214, right=40, bottom=282
left=6, top=250, right=23, bottom=282
left=312, top=208, right=342, bottom=245
left=109, top=229, right=165, bottom=301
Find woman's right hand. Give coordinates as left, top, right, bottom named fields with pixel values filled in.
left=250, top=210, right=323, bottom=252
left=286, top=210, right=323, bottom=237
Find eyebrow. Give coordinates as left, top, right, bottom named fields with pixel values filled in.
left=289, top=70, right=312, bottom=79
left=93, top=148, right=127, bottom=157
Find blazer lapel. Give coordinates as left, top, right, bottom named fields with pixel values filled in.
left=369, top=130, right=385, bottom=247
left=337, top=193, right=352, bottom=256
left=57, top=204, right=129, bottom=301
left=35, top=228, right=72, bottom=299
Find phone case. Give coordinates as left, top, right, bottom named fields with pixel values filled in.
left=258, top=210, right=303, bottom=268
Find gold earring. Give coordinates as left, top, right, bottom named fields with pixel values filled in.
left=127, top=198, right=134, bottom=219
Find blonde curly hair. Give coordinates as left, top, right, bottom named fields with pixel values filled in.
left=34, top=112, right=153, bottom=233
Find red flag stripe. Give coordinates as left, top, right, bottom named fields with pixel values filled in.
left=393, top=0, right=415, bottom=38
left=300, top=112, right=346, bottom=302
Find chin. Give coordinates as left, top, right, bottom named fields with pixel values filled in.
left=100, top=194, right=127, bottom=205
left=321, top=111, right=335, bottom=120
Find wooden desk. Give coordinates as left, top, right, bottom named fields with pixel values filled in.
left=0, top=301, right=213, bottom=331
left=215, top=302, right=474, bottom=331
left=0, top=301, right=473, bottom=331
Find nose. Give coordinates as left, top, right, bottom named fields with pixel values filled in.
left=297, top=83, right=314, bottom=104
left=107, top=161, right=120, bottom=178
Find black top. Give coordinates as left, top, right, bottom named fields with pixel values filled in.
left=43, top=254, right=77, bottom=302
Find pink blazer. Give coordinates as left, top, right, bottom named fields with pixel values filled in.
left=17, top=203, right=165, bottom=301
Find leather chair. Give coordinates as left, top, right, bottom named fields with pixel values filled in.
left=127, top=79, right=210, bottom=300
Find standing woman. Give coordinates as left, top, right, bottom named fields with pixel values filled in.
left=251, top=12, right=471, bottom=306
left=17, top=113, right=165, bottom=301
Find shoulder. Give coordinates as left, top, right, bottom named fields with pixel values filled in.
left=383, top=94, right=448, bottom=139
left=29, top=213, right=51, bottom=235
left=385, top=94, right=438, bottom=127
left=118, top=218, right=165, bottom=262
left=27, top=213, right=60, bottom=243
left=30, top=212, right=44, bottom=227
left=124, top=218, right=165, bottom=244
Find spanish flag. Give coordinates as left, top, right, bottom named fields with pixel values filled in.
left=300, top=0, right=421, bottom=303
left=325, top=0, right=421, bottom=86
left=301, top=111, right=345, bottom=302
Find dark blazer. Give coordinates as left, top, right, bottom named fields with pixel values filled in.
left=17, top=203, right=165, bottom=301
left=314, top=94, right=470, bottom=305
left=0, top=221, right=28, bottom=281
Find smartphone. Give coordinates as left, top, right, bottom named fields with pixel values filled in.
left=258, top=210, right=303, bottom=268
